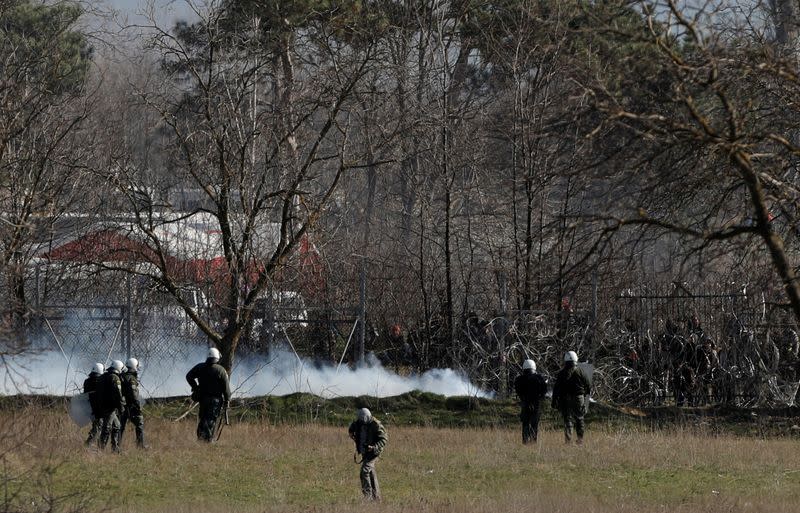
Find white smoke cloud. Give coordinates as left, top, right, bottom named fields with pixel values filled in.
left=230, top=347, right=492, bottom=398
left=0, top=346, right=492, bottom=399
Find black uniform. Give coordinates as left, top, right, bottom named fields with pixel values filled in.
left=551, top=362, right=591, bottom=443
left=83, top=371, right=103, bottom=446
left=514, top=369, right=547, bottom=443
left=97, top=369, right=124, bottom=452
left=120, top=369, right=146, bottom=448
left=186, top=358, right=231, bottom=442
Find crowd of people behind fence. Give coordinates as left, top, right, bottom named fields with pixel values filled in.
left=362, top=306, right=800, bottom=407
left=614, top=314, right=800, bottom=406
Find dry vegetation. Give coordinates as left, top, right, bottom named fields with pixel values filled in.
left=1, top=409, right=799, bottom=513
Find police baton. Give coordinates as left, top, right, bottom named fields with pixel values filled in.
left=215, top=400, right=229, bottom=442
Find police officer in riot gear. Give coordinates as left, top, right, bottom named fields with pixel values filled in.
left=552, top=351, right=591, bottom=445
left=514, top=359, right=547, bottom=444
left=120, top=357, right=147, bottom=449
left=98, top=360, right=125, bottom=452
left=83, top=363, right=104, bottom=446
left=186, top=347, right=231, bottom=442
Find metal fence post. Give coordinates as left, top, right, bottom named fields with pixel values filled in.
left=497, top=270, right=509, bottom=398
left=356, top=262, right=366, bottom=363
left=125, top=273, right=132, bottom=359
left=590, top=269, right=598, bottom=361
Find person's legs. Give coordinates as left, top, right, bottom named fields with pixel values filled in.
left=360, top=458, right=380, bottom=500
left=86, top=417, right=101, bottom=446
left=561, top=407, right=573, bottom=443
left=109, top=411, right=122, bottom=452
left=133, top=413, right=146, bottom=448
left=530, top=404, right=542, bottom=442
left=119, top=407, right=129, bottom=442
left=99, top=414, right=111, bottom=449
left=520, top=405, right=533, bottom=444
left=198, top=397, right=222, bottom=442
left=574, top=396, right=585, bottom=444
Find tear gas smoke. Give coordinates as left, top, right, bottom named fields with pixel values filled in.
left=1, top=346, right=492, bottom=399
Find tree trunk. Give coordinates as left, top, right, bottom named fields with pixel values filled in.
left=734, top=151, right=800, bottom=328
left=8, top=253, right=27, bottom=345
left=356, top=154, right=377, bottom=363
left=218, top=324, right=243, bottom=373
left=772, top=0, right=799, bottom=47
left=444, top=180, right=455, bottom=364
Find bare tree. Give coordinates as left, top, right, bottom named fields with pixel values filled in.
left=0, top=0, right=93, bottom=349
left=92, top=1, right=378, bottom=371
left=573, top=1, right=800, bottom=322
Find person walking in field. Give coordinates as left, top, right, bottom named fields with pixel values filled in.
left=98, top=360, right=125, bottom=452
left=186, top=347, right=231, bottom=442
left=119, top=357, right=147, bottom=449
left=552, top=351, right=591, bottom=445
left=83, top=362, right=104, bottom=447
left=348, top=408, right=387, bottom=501
left=514, top=359, right=547, bottom=444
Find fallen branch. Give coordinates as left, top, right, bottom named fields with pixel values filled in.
left=173, top=401, right=198, bottom=422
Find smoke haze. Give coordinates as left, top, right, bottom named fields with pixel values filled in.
left=1, top=346, right=492, bottom=399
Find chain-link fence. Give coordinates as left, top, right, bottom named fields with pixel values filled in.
left=423, top=284, right=799, bottom=407
left=11, top=266, right=800, bottom=406
left=592, top=287, right=798, bottom=407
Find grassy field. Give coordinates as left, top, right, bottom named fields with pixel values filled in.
left=7, top=391, right=800, bottom=434
left=2, top=405, right=799, bottom=513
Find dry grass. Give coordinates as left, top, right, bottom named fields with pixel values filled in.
left=2, top=409, right=799, bottom=513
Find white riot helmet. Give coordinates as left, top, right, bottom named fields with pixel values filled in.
left=522, top=359, right=536, bottom=371
left=91, top=363, right=104, bottom=375
left=126, top=358, right=139, bottom=371
left=357, top=408, right=372, bottom=423
left=564, top=351, right=578, bottom=363
left=110, top=360, right=124, bottom=373
left=208, top=347, right=221, bottom=361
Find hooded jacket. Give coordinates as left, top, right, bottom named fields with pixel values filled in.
left=348, top=417, right=387, bottom=458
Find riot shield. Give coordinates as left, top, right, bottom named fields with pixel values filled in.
left=69, top=393, right=93, bottom=427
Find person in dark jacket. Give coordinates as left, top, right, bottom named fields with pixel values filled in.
left=514, top=359, right=547, bottom=444
left=83, top=362, right=104, bottom=447
left=551, top=351, right=591, bottom=445
left=186, top=347, right=231, bottom=442
left=348, top=408, right=387, bottom=501
left=119, top=357, right=147, bottom=449
left=98, top=360, right=125, bottom=452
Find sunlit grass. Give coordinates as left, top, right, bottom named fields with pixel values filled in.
left=2, top=408, right=799, bottom=512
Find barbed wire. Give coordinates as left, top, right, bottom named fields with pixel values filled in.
left=10, top=286, right=800, bottom=407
